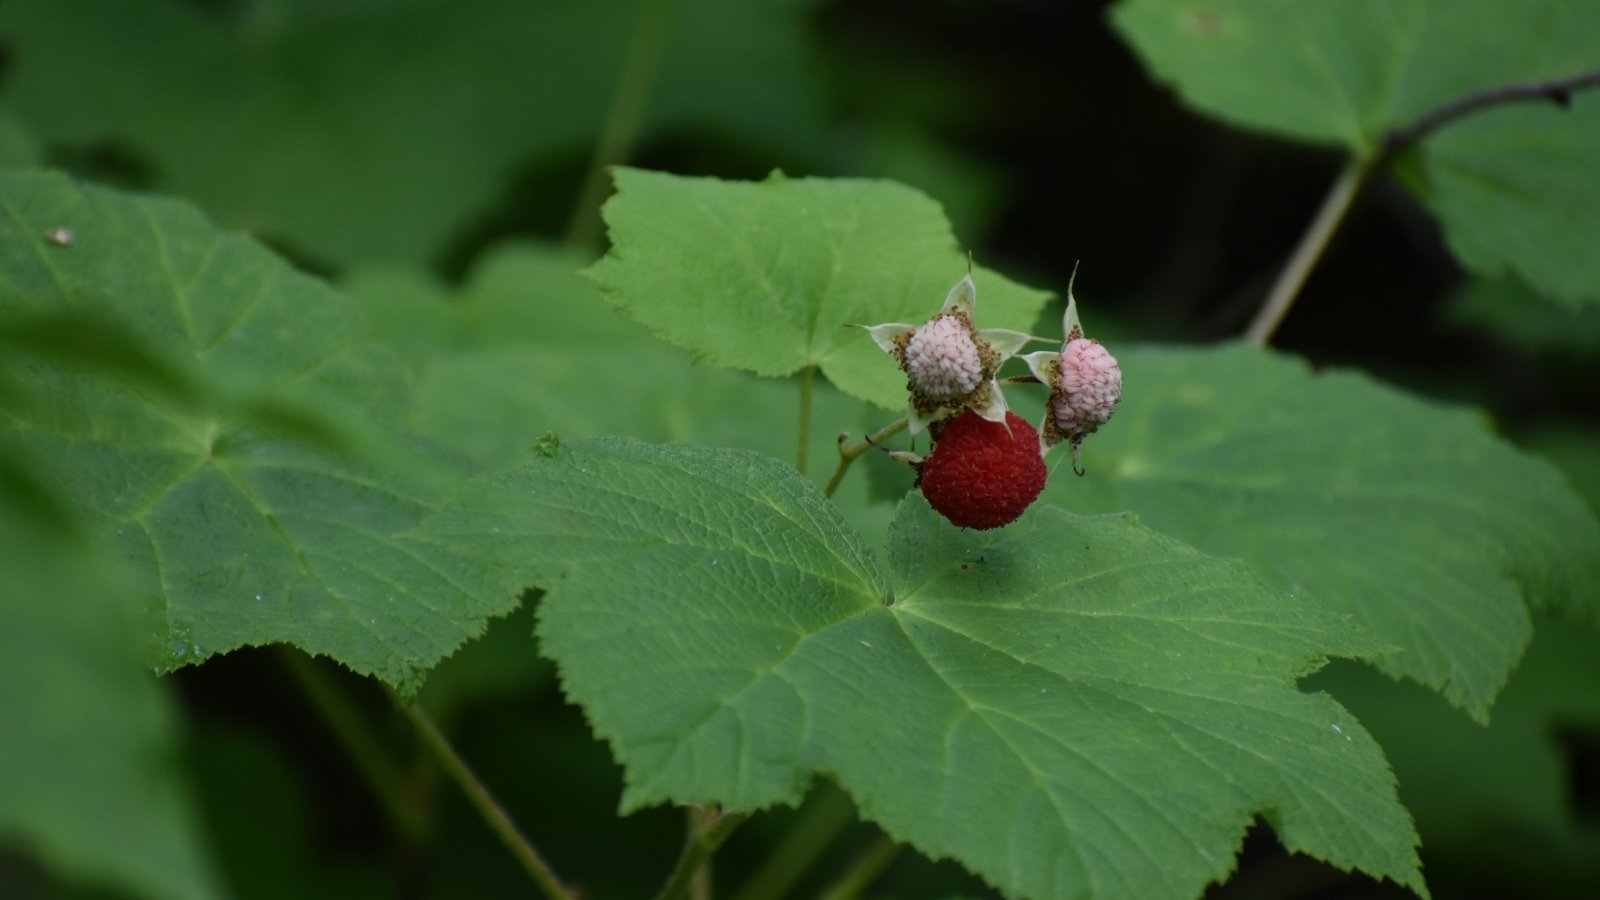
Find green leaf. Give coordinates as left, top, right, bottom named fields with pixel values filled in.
left=1044, top=343, right=1600, bottom=720
left=0, top=169, right=523, bottom=690
left=0, top=486, right=222, bottom=900
left=585, top=168, right=1053, bottom=409
left=1111, top=0, right=1600, bottom=305
left=1412, top=93, right=1600, bottom=307
left=0, top=0, right=827, bottom=265
left=420, top=437, right=1425, bottom=899
left=1448, top=276, right=1600, bottom=356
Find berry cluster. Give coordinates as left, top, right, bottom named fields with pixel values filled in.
left=860, top=267, right=1121, bottom=530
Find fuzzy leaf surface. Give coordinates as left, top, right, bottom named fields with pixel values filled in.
left=1043, top=343, right=1600, bottom=720
left=585, top=168, right=1053, bottom=409
left=1112, top=0, right=1600, bottom=306
left=0, top=170, right=521, bottom=690
left=420, top=437, right=1425, bottom=899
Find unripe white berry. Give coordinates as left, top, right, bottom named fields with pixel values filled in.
left=902, top=314, right=985, bottom=401
left=1052, top=338, right=1121, bottom=438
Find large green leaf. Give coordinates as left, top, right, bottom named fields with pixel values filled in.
left=1112, top=0, right=1600, bottom=306
left=585, top=168, right=1053, bottom=409
left=0, top=484, right=222, bottom=900
left=420, top=437, right=1425, bottom=899
left=0, top=0, right=825, bottom=265
left=0, top=169, right=523, bottom=690
left=1043, top=343, right=1600, bottom=720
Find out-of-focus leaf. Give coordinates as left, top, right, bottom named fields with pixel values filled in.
left=1043, top=343, right=1600, bottom=720
left=1112, top=0, right=1600, bottom=306
left=420, top=438, right=1425, bottom=899
left=0, top=0, right=827, bottom=265
left=0, top=486, right=222, bottom=900
left=0, top=109, right=44, bottom=167
left=0, top=169, right=524, bottom=691
left=1449, top=276, right=1600, bottom=358
left=586, top=168, right=1052, bottom=409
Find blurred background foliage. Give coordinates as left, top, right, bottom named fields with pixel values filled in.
left=1, top=0, right=1596, bottom=897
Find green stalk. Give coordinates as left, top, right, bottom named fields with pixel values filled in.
left=1243, top=156, right=1371, bottom=345
left=815, top=832, right=901, bottom=900
left=655, top=807, right=750, bottom=900
left=564, top=0, right=682, bottom=250
left=730, top=786, right=857, bottom=900
left=399, top=698, right=576, bottom=900
left=278, top=648, right=427, bottom=846
left=823, top=417, right=908, bottom=498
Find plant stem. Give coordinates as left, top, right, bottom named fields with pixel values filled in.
left=278, top=648, right=427, bottom=846
left=398, top=697, right=575, bottom=900
left=1243, top=157, right=1370, bottom=345
left=823, top=416, right=908, bottom=498
left=1380, top=65, right=1600, bottom=158
left=730, top=786, right=857, bottom=900
left=796, top=365, right=816, bottom=474
left=564, top=0, right=682, bottom=251
left=655, top=807, right=749, bottom=900
left=815, top=832, right=901, bottom=900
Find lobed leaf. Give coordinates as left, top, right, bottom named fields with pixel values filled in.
left=0, top=169, right=524, bottom=690
left=585, top=167, right=1053, bottom=409
left=1112, top=0, right=1600, bottom=306
left=420, top=437, right=1425, bottom=899
left=1044, top=343, right=1600, bottom=720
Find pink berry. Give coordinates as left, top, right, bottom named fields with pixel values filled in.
left=1052, top=339, right=1121, bottom=440
left=902, top=313, right=985, bottom=401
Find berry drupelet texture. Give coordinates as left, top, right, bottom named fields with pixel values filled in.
left=919, top=410, right=1049, bottom=530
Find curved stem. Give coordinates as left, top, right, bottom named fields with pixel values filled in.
left=796, top=365, right=816, bottom=474
left=1244, top=157, right=1370, bottom=345
left=815, top=832, right=901, bottom=900
left=655, top=807, right=749, bottom=900
left=398, top=697, right=576, bottom=900
left=564, top=0, right=682, bottom=250
left=823, top=416, right=908, bottom=498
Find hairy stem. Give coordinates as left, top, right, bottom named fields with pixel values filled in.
left=796, top=365, right=816, bottom=474
left=564, top=0, right=682, bottom=250
left=279, top=649, right=428, bottom=845
left=823, top=416, right=909, bottom=498
left=399, top=698, right=575, bottom=900
left=655, top=807, right=749, bottom=900
left=816, top=832, right=901, bottom=900
left=730, top=786, right=857, bottom=900
left=1244, top=157, right=1370, bottom=345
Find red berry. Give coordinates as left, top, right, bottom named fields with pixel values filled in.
left=919, top=410, right=1048, bottom=530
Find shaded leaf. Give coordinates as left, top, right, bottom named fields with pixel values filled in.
left=420, top=437, right=1424, bottom=899
left=0, top=0, right=826, bottom=264
left=585, top=168, right=1053, bottom=409
left=0, top=481, right=222, bottom=900
left=0, top=169, right=523, bottom=690
left=1043, top=343, right=1600, bottom=720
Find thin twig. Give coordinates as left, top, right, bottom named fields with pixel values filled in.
left=796, top=365, right=816, bottom=475
left=823, top=417, right=908, bottom=498
left=399, top=698, right=576, bottom=900
left=1380, top=66, right=1600, bottom=159
left=1244, top=157, right=1370, bottom=345
left=655, top=807, right=750, bottom=900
